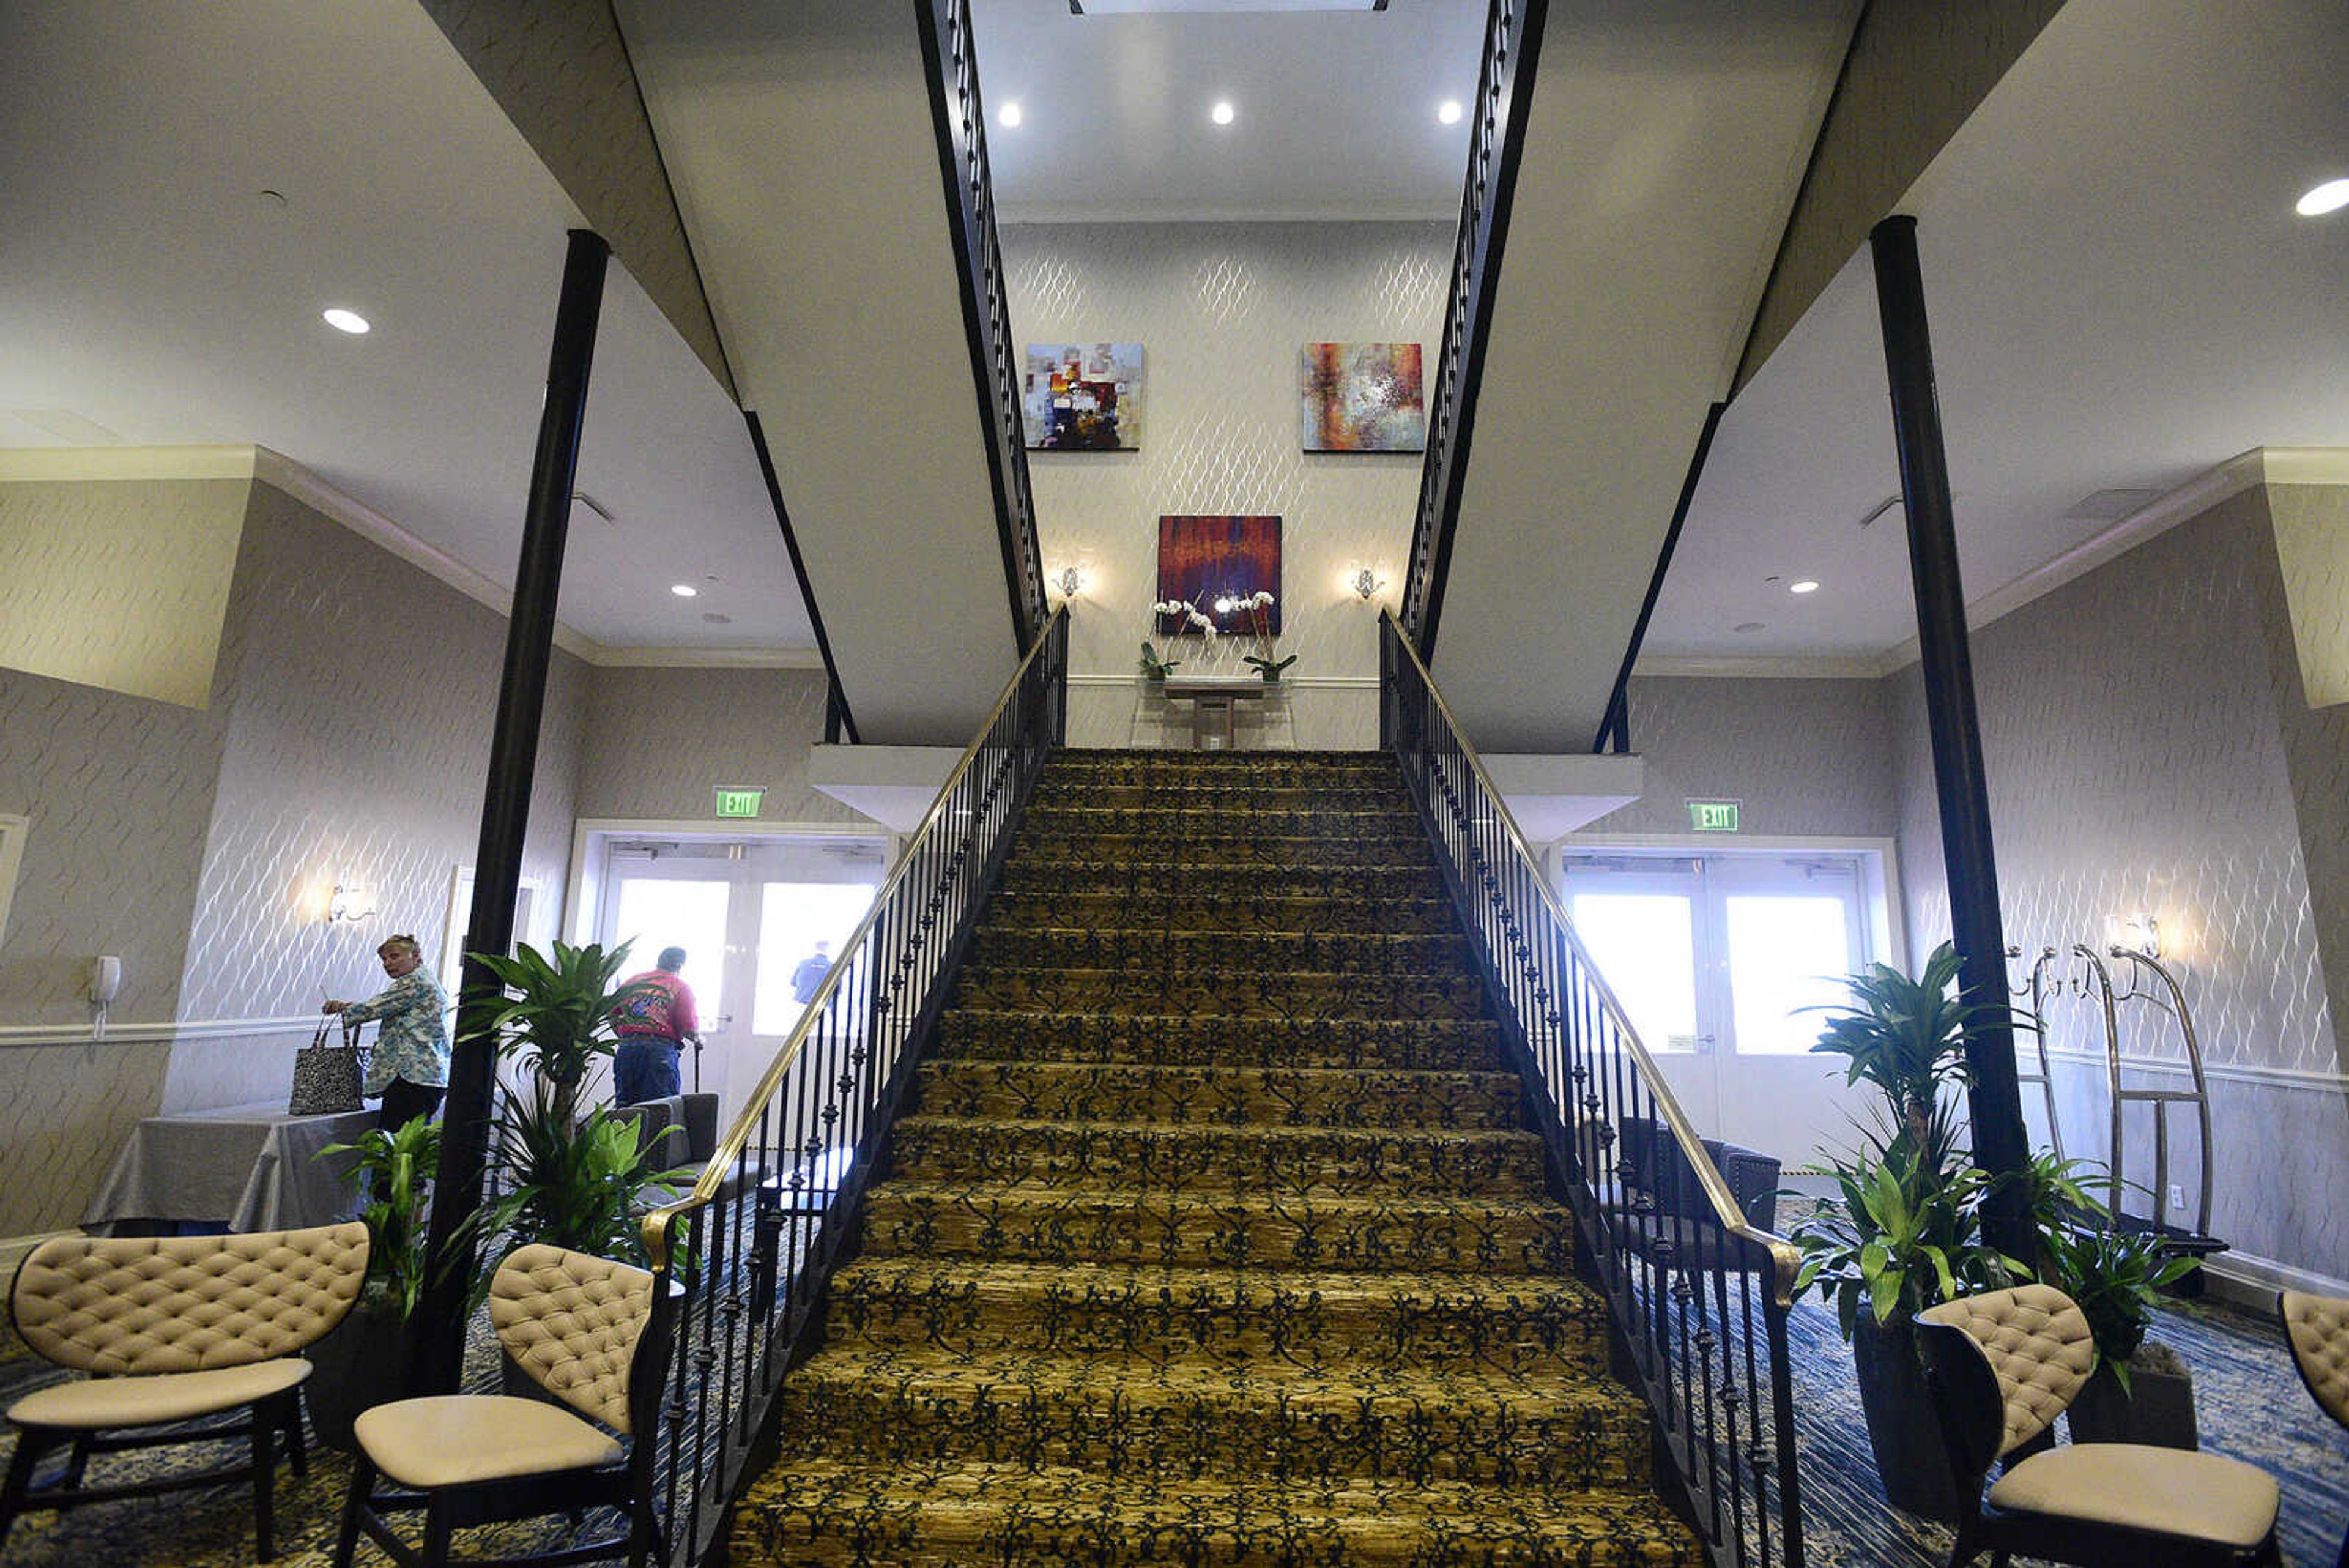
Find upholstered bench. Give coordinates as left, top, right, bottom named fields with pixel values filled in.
left=1, top=1220, right=371, bottom=1560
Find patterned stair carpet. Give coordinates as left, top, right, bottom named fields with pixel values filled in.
left=733, top=749, right=1701, bottom=1567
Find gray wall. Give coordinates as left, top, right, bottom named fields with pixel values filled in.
left=1894, top=484, right=2348, bottom=1279
left=577, top=665, right=852, bottom=825
left=1606, top=674, right=1899, bottom=839
left=0, top=475, right=592, bottom=1233
left=160, top=480, right=590, bottom=1116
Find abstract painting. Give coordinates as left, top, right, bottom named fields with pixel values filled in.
left=1299, top=341, right=1426, bottom=452
left=1157, top=516, right=1282, bottom=636
left=1023, top=343, right=1144, bottom=450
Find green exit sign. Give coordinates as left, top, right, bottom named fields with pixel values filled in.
left=1688, top=800, right=1742, bottom=833
left=713, top=787, right=765, bottom=819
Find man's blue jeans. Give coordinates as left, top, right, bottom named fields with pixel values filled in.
left=615, top=1037, right=681, bottom=1105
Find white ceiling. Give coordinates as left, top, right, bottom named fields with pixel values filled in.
left=972, top=0, right=1483, bottom=220
left=1653, top=0, right=2349, bottom=669
left=0, top=1, right=810, bottom=657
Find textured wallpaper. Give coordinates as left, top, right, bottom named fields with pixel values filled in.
left=1001, top=221, right=1450, bottom=749
left=2268, top=483, right=2349, bottom=708
left=578, top=665, right=856, bottom=826
left=0, top=478, right=247, bottom=707
left=166, top=480, right=588, bottom=1113
left=1601, top=675, right=1899, bottom=839
left=1892, top=485, right=2348, bottom=1276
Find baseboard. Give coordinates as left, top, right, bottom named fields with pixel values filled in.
left=2201, top=1249, right=2349, bottom=1316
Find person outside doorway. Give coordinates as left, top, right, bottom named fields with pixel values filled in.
left=611, top=945, right=700, bottom=1104
left=791, top=940, right=834, bottom=1005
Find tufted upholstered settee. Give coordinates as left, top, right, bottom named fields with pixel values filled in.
left=2, top=1220, right=370, bottom=1560
left=2279, top=1290, right=2349, bottom=1568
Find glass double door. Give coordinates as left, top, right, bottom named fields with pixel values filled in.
left=1560, top=851, right=1874, bottom=1166
left=593, top=835, right=883, bottom=1130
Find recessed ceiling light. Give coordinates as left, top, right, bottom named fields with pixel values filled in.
left=2296, top=177, right=2349, bottom=217
left=1438, top=100, right=1463, bottom=125
left=670, top=583, right=698, bottom=598
left=1734, top=622, right=1765, bottom=634
left=998, top=102, right=1023, bottom=128
left=1210, top=100, right=1236, bottom=127
left=321, top=307, right=370, bottom=335
left=1789, top=579, right=1820, bottom=595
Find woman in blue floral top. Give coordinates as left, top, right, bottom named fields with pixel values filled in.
left=325, top=934, right=450, bottom=1130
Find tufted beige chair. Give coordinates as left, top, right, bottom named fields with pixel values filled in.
left=1, top=1220, right=370, bottom=1561
left=1917, top=1283, right=2281, bottom=1567
left=2279, top=1290, right=2349, bottom=1568
left=334, top=1244, right=674, bottom=1567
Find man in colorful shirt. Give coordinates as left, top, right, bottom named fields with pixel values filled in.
left=611, top=946, right=700, bottom=1104
left=325, top=934, right=451, bottom=1131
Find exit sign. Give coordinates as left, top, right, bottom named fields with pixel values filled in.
left=714, top=787, right=765, bottom=819
left=1688, top=800, right=1742, bottom=833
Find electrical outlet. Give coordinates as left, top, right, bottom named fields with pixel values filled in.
left=2168, top=1184, right=2186, bottom=1213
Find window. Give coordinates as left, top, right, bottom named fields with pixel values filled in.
left=752, top=882, right=878, bottom=1036
left=609, top=878, right=731, bottom=1021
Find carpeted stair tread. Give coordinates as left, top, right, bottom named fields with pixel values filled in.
left=1011, top=835, right=1441, bottom=868
left=820, top=1255, right=1616, bottom=1372
left=856, top=1184, right=1579, bottom=1276
left=915, top=1060, right=1523, bottom=1129
left=770, top=1347, right=1657, bottom=1489
left=1053, top=781, right=1413, bottom=811
left=930, top=1011, right=1507, bottom=1071
left=998, top=861, right=1451, bottom=902
left=888, top=1116, right=1544, bottom=1195
left=949, top=967, right=1489, bottom=1019
left=733, top=1459, right=1700, bottom=1565
left=968, top=926, right=1472, bottom=974
left=982, top=890, right=1463, bottom=934
left=1023, top=803, right=1423, bottom=839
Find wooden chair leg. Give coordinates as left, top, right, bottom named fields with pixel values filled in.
left=333, top=1455, right=375, bottom=1568
left=0, top=1427, right=58, bottom=1551
left=281, top=1392, right=308, bottom=1477
left=62, top=1433, right=93, bottom=1491
left=251, top=1400, right=278, bottom=1561
left=423, top=1494, right=456, bottom=1568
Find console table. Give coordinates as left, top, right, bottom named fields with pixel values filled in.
left=1154, top=677, right=1287, bottom=750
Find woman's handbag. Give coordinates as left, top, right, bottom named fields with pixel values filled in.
left=290, top=1016, right=367, bottom=1115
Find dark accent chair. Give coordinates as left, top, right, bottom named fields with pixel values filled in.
left=334, top=1244, right=674, bottom=1567
left=1603, top=1117, right=1781, bottom=1274
left=1917, top=1284, right=2281, bottom=1567
left=613, top=1091, right=720, bottom=1169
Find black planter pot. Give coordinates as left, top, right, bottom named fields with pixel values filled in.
left=1850, top=1308, right=1962, bottom=1521
left=2067, top=1351, right=2198, bottom=1449
left=304, top=1298, right=418, bottom=1451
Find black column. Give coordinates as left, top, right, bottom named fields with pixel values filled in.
left=415, top=229, right=610, bottom=1392
left=1868, top=216, right=2032, bottom=1241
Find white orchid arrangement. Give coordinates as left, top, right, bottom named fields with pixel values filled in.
left=1152, top=598, right=1218, bottom=636
left=1143, top=590, right=1294, bottom=682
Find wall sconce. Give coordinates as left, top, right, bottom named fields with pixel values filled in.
left=327, top=878, right=376, bottom=924
left=1351, top=568, right=1386, bottom=601
left=1053, top=566, right=1083, bottom=597
left=2106, top=912, right=2159, bottom=958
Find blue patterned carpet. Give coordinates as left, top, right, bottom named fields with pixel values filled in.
left=1785, top=1291, right=2349, bottom=1566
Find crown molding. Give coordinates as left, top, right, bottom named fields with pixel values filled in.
left=1631, top=654, right=1885, bottom=680
left=2258, top=446, right=2349, bottom=486
left=998, top=206, right=1456, bottom=227
left=585, top=645, right=828, bottom=670
left=0, top=444, right=258, bottom=483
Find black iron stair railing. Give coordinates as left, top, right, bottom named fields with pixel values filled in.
left=1398, top=0, right=1546, bottom=655
left=637, top=607, right=1066, bottom=1564
left=1380, top=610, right=1806, bottom=1568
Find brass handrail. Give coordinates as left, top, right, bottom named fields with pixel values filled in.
left=1380, top=608, right=1802, bottom=1304
left=639, top=607, right=1065, bottom=1270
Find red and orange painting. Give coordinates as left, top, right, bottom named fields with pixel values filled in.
left=1156, top=515, right=1282, bottom=636
left=1300, top=341, right=1426, bottom=452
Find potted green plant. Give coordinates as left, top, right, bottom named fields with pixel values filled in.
left=462, top=938, right=650, bottom=1129
left=1792, top=940, right=2035, bottom=1518
left=1138, top=641, right=1181, bottom=682
left=306, top=1113, right=443, bottom=1447
left=1242, top=652, right=1297, bottom=683
left=2050, top=1225, right=2200, bottom=1448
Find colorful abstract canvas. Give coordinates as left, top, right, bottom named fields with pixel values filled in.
left=1023, top=343, right=1144, bottom=450
left=1157, top=516, right=1282, bottom=636
left=1299, top=341, right=1426, bottom=452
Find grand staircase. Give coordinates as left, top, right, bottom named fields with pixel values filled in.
left=732, top=749, right=1699, bottom=1565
